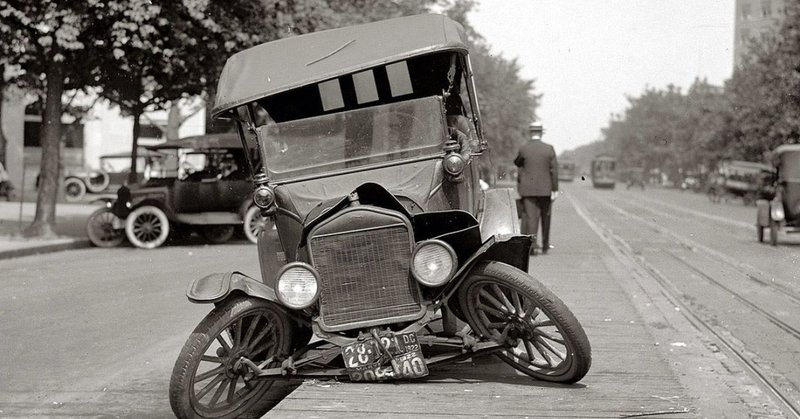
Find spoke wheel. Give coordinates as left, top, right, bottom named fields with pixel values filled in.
left=85, top=170, right=110, bottom=193
left=458, top=262, right=591, bottom=383
left=201, top=225, right=235, bottom=244
left=63, top=178, right=87, bottom=202
left=125, top=205, right=170, bottom=249
left=170, top=297, right=292, bottom=419
left=243, top=206, right=272, bottom=244
left=86, top=207, right=124, bottom=247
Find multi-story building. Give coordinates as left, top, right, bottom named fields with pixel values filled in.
left=734, top=0, right=786, bottom=66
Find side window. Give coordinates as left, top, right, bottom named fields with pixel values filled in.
left=318, top=79, right=345, bottom=111
left=386, top=61, right=413, bottom=97
left=352, top=70, right=379, bottom=104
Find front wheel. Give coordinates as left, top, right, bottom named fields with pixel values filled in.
left=243, top=206, right=271, bottom=244
left=86, top=207, right=124, bottom=247
left=125, top=205, right=170, bottom=249
left=170, top=297, right=293, bottom=419
left=458, top=262, right=591, bottom=383
left=63, top=177, right=87, bottom=202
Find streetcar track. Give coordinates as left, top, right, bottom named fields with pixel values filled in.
left=600, top=193, right=800, bottom=306
left=663, top=249, right=800, bottom=341
left=568, top=192, right=800, bottom=418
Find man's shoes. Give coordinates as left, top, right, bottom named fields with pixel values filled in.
left=542, top=244, right=554, bottom=255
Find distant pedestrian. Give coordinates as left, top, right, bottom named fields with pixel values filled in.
left=514, top=122, right=559, bottom=254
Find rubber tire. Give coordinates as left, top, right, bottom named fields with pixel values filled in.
left=85, top=170, right=110, bottom=193
left=757, top=226, right=764, bottom=243
left=63, top=177, right=87, bottom=202
left=125, top=205, right=170, bottom=249
left=243, top=206, right=272, bottom=244
left=86, top=207, right=125, bottom=248
left=770, top=220, right=779, bottom=246
left=201, top=225, right=235, bottom=244
left=458, top=261, right=591, bottom=383
left=169, top=297, right=293, bottom=419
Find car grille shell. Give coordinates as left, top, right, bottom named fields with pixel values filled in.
left=309, top=206, right=424, bottom=332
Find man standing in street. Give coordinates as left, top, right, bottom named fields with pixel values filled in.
left=514, top=122, right=558, bottom=254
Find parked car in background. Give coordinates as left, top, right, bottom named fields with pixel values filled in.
left=85, top=133, right=269, bottom=248
left=757, top=144, right=800, bottom=245
left=61, top=150, right=157, bottom=202
left=707, top=160, right=775, bottom=205
left=167, top=14, right=591, bottom=419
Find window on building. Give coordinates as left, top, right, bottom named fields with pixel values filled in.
left=740, top=3, right=752, bottom=19
left=138, top=123, right=163, bottom=140
left=761, top=0, right=771, bottom=17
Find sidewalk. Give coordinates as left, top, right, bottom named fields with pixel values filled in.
left=0, top=201, right=96, bottom=259
left=263, top=192, right=752, bottom=418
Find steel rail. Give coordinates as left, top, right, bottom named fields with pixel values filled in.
left=570, top=192, right=800, bottom=418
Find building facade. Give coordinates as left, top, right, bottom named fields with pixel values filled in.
left=734, top=0, right=786, bottom=67
left=0, top=90, right=205, bottom=196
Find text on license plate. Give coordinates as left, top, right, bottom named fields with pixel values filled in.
left=342, top=332, right=428, bottom=382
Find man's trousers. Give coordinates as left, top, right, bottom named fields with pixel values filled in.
left=520, top=196, right=552, bottom=249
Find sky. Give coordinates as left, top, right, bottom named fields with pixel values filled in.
left=468, top=0, right=736, bottom=154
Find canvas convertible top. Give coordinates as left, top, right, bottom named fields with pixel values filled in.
left=212, top=14, right=468, bottom=118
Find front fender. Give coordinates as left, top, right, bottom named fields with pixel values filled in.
left=440, top=234, right=532, bottom=298
left=479, top=188, right=520, bottom=241
left=186, top=271, right=279, bottom=304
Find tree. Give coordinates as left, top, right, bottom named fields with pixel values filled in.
left=442, top=0, right=541, bottom=170
left=88, top=0, right=272, bottom=183
left=0, top=1, right=97, bottom=237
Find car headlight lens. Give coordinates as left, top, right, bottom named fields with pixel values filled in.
left=411, top=240, right=457, bottom=287
left=443, top=153, right=466, bottom=176
left=253, top=185, right=275, bottom=209
left=276, top=263, right=320, bottom=309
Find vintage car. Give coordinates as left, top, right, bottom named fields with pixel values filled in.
left=85, top=133, right=268, bottom=248
left=590, top=155, right=616, bottom=189
left=168, top=14, right=591, bottom=419
left=62, top=150, right=155, bottom=202
left=757, top=144, right=800, bottom=245
left=707, top=160, right=775, bottom=205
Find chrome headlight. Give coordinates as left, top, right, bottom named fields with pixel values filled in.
left=253, top=185, right=275, bottom=209
left=443, top=153, right=466, bottom=177
left=276, top=263, right=320, bottom=309
left=411, top=239, right=457, bottom=287
left=771, top=202, right=785, bottom=221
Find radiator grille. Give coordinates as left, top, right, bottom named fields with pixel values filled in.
left=311, top=224, right=422, bottom=330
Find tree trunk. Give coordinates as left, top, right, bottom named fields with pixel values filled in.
left=24, top=59, right=64, bottom=238
left=128, top=108, right=142, bottom=184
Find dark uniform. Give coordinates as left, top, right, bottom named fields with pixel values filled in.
left=514, top=123, right=558, bottom=253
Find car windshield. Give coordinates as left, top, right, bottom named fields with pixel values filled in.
left=257, top=96, right=447, bottom=180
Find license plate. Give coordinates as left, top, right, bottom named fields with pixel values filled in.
left=342, top=332, right=428, bottom=382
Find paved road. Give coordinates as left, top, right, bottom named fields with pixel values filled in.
left=568, top=180, right=800, bottom=416
left=0, top=243, right=260, bottom=417
left=2, top=183, right=798, bottom=417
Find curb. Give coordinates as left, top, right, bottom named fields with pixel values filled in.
left=0, top=239, right=92, bottom=261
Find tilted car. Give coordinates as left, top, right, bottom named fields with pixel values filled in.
left=85, top=133, right=268, bottom=248
left=168, top=14, right=591, bottom=419
left=61, top=150, right=155, bottom=202
left=757, top=144, right=800, bottom=245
